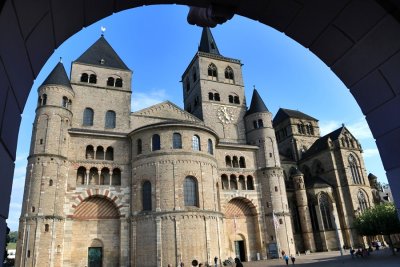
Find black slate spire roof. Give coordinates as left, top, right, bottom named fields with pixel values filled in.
left=75, top=36, right=130, bottom=70
left=245, top=89, right=269, bottom=116
left=41, top=62, right=72, bottom=89
left=198, top=27, right=221, bottom=55
left=273, top=108, right=318, bottom=126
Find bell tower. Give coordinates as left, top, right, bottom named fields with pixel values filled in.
left=181, top=27, right=247, bottom=143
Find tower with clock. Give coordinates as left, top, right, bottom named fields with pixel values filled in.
left=181, top=27, right=247, bottom=143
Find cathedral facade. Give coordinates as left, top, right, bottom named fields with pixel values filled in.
left=16, top=28, right=375, bottom=267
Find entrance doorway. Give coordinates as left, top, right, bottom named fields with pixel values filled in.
left=234, top=240, right=246, bottom=261
left=88, top=247, right=102, bottom=267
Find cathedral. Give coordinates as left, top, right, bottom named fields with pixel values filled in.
left=16, top=28, right=375, bottom=267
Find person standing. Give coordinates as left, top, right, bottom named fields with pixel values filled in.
left=284, top=254, right=289, bottom=265
left=234, top=258, right=243, bottom=267
left=214, top=256, right=218, bottom=267
left=290, top=255, right=296, bottom=264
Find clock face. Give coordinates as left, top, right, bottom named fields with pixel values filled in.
left=217, top=106, right=234, bottom=124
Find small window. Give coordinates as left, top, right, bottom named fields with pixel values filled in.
left=137, top=139, right=142, bottom=154
left=214, top=93, right=220, bottom=101
left=105, top=147, right=114, bottom=160
left=253, top=121, right=258, bottom=129
left=186, top=77, right=190, bottom=92
left=275, top=186, right=278, bottom=192
left=45, top=224, right=49, bottom=232
left=115, top=78, right=123, bottom=87
left=83, top=108, right=94, bottom=126
left=86, top=145, right=94, bottom=159
left=142, top=181, right=152, bottom=211
left=208, top=92, right=214, bottom=100
left=152, top=134, right=161, bottom=151
left=27, top=250, right=31, bottom=258
left=192, top=135, right=200, bottom=151
left=234, top=96, right=240, bottom=104
left=62, top=96, right=68, bottom=108
left=279, top=219, right=283, bottom=224
left=232, top=156, right=239, bottom=168
left=225, top=156, right=232, bottom=167
left=49, top=179, right=53, bottom=186
left=42, top=94, right=47, bottom=105
left=105, top=110, right=116, bottom=128
left=228, top=95, right=233, bottom=103
left=224, top=66, right=234, bottom=83
left=192, top=70, right=197, bottom=82
left=89, top=74, right=97, bottom=84
left=207, top=139, right=213, bottom=155
left=107, top=77, right=115, bottom=86
left=173, top=133, right=182, bottom=149
left=258, top=119, right=263, bottom=128
left=80, top=73, right=89, bottom=83
left=40, top=139, right=43, bottom=145
left=96, top=146, right=104, bottom=160
left=184, top=176, right=198, bottom=207
left=31, top=206, right=35, bottom=212
left=239, top=157, right=246, bottom=168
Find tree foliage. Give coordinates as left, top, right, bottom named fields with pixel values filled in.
left=353, top=203, right=400, bottom=236
left=8, top=231, right=17, bottom=243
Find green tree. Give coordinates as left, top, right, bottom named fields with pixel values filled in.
left=8, top=231, right=18, bottom=243
left=353, top=203, right=400, bottom=255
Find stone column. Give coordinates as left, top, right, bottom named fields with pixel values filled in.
left=86, top=170, right=90, bottom=185
left=156, top=217, right=162, bottom=267
left=315, top=204, right=328, bottom=251
left=97, top=170, right=101, bottom=185
left=292, top=172, right=316, bottom=252
left=110, top=172, right=113, bottom=186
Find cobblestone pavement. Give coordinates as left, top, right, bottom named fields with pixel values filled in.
left=240, top=248, right=399, bottom=267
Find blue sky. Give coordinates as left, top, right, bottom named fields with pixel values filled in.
left=7, top=5, right=387, bottom=231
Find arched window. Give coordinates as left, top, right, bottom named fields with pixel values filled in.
left=112, top=168, right=121, bottom=185
left=49, top=179, right=53, bottom=186
left=89, top=167, right=99, bottom=185
left=221, top=174, right=229, bottom=190
left=232, top=156, right=239, bottom=168
left=253, top=120, right=258, bottom=129
left=238, top=175, right=246, bottom=190
left=319, top=194, right=333, bottom=230
left=258, top=119, right=264, bottom=128
left=62, top=96, right=68, bottom=108
left=89, top=74, right=97, bottom=84
left=86, top=145, right=94, bottom=159
left=107, top=77, right=115, bottom=86
left=115, top=78, right=123, bottom=87
left=45, top=224, right=49, bottom=232
left=225, top=156, right=232, bottom=167
left=207, top=63, right=218, bottom=80
left=184, top=176, right=198, bottom=206
left=358, top=190, right=368, bottom=212
left=137, top=139, right=142, bottom=154
left=96, top=146, right=104, bottom=160
left=100, top=168, right=110, bottom=185
left=239, top=157, right=246, bottom=168
left=192, top=135, right=200, bottom=151
left=228, top=95, right=234, bottom=103
left=80, top=73, right=89, bottom=82
left=152, top=134, right=161, bottom=151
left=246, top=175, right=254, bottom=190
left=105, top=110, right=116, bottom=128
left=77, top=167, right=86, bottom=185
left=349, top=154, right=362, bottom=184
left=230, top=175, right=238, bottom=190
left=42, top=94, right=47, bottom=105
left=224, top=66, right=234, bottom=83
left=207, top=139, right=213, bottom=155
left=192, top=69, right=197, bottom=82
left=186, top=77, right=190, bottom=92
left=208, top=92, right=214, bottom=100
left=142, top=181, right=152, bottom=211
left=83, top=108, right=94, bottom=126
left=214, top=93, right=220, bottom=101
left=105, top=147, right=113, bottom=160
left=173, top=133, right=182, bottom=149
left=234, top=95, right=240, bottom=104
left=37, top=95, right=42, bottom=107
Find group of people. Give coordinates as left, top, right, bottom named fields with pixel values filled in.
left=281, top=251, right=296, bottom=265
left=168, top=256, right=220, bottom=267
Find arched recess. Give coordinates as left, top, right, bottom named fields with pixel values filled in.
left=2, top=0, right=400, bottom=259
left=224, top=197, right=260, bottom=261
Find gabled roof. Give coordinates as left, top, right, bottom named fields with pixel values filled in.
left=245, top=89, right=269, bottom=116
left=41, top=62, right=72, bottom=89
left=75, top=36, right=130, bottom=70
left=273, top=108, right=318, bottom=126
left=198, top=27, right=220, bottom=55
left=302, top=126, right=344, bottom=159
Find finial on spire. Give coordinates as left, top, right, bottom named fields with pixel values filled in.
left=342, top=123, right=345, bottom=127
left=59, top=57, right=63, bottom=63
left=101, top=26, right=106, bottom=36
left=253, top=85, right=256, bottom=90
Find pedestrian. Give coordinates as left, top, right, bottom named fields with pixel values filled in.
left=234, top=258, right=243, bottom=267
left=199, top=264, right=203, bottom=267
left=214, top=256, right=218, bottom=267
left=284, top=254, right=289, bottom=265
left=281, top=250, right=286, bottom=258
left=180, top=262, right=184, bottom=267
left=291, top=254, right=296, bottom=264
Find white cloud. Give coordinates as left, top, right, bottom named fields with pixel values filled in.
left=319, top=118, right=373, bottom=140
left=131, top=89, right=168, bottom=112
left=363, top=148, right=380, bottom=158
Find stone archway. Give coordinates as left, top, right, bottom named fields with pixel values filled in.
left=2, top=0, right=400, bottom=261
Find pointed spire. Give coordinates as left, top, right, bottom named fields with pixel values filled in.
left=245, top=88, right=269, bottom=116
left=75, top=36, right=130, bottom=70
left=198, top=27, right=220, bottom=55
left=41, top=62, right=72, bottom=89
